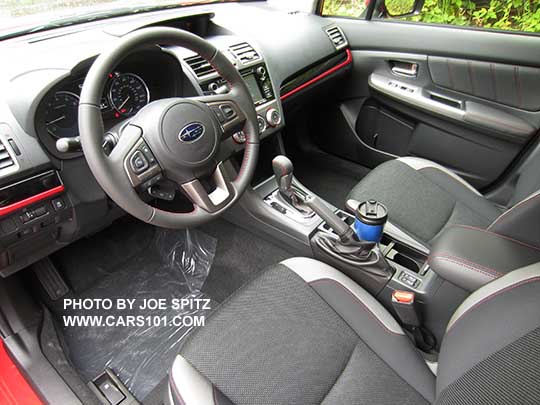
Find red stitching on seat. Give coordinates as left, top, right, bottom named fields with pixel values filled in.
left=447, top=277, right=540, bottom=333
left=309, top=278, right=401, bottom=336
left=488, top=193, right=540, bottom=231
left=452, top=224, right=540, bottom=251
left=428, top=255, right=502, bottom=279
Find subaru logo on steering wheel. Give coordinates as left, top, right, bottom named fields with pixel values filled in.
left=178, top=122, right=205, bottom=143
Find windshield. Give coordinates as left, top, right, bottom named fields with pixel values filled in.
left=0, top=0, right=240, bottom=40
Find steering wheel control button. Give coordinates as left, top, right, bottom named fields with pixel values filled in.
left=140, top=173, right=163, bottom=191
left=266, top=108, right=282, bottom=127
left=211, top=106, right=227, bottom=123
left=139, top=143, right=156, bottom=164
left=148, top=185, right=175, bottom=201
left=219, top=104, right=236, bottom=120
left=130, top=151, right=149, bottom=174
left=232, top=131, right=246, bottom=144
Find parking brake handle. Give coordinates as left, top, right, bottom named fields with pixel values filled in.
left=304, top=194, right=356, bottom=243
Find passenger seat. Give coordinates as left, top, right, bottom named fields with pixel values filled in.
left=348, top=156, right=540, bottom=249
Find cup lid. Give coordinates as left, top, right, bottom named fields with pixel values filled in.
left=355, top=200, right=388, bottom=226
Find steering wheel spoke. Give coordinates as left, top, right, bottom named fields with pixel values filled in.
left=180, top=162, right=236, bottom=213
left=190, top=93, right=246, bottom=138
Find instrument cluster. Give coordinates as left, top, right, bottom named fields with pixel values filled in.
left=40, top=72, right=150, bottom=140
left=34, top=48, right=183, bottom=158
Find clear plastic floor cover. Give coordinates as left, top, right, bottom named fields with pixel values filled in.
left=59, top=228, right=217, bottom=400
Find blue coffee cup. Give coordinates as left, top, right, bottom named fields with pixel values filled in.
left=354, top=200, right=388, bottom=242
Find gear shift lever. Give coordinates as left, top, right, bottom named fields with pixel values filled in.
left=272, top=155, right=295, bottom=200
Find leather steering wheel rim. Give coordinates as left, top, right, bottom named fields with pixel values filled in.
left=79, top=27, right=259, bottom=228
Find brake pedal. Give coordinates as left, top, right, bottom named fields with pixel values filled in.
left=33, top=257, right=69, bottom=300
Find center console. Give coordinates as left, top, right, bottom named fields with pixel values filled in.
left=225, top=151, right=468, bottom=347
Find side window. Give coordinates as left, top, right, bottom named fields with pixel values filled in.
left=321, top=0, right=540, bottom=34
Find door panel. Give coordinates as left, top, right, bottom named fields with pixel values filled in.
left=320, top=20, right=540, bottom=190
left=427, top=56, right=540, bottom=111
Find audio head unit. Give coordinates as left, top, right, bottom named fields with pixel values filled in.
left=202, top=63, right=275, bottom=106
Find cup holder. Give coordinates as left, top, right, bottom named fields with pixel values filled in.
left=380, top=235, right=425, bottom=273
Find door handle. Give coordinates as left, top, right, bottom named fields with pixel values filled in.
left=391, top=62, right=418, bottom=77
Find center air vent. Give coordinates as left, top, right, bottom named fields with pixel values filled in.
left=325, top=26, right=348, bottom=50
left=184, top=54, right=217, bottom=79
left=0, top=141, right=15, bottom=170
left=229, top=42, right=260, bottom=64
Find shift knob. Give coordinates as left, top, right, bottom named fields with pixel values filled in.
left=272, top=155, right=294, bottom=196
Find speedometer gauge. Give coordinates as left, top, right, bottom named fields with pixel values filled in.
left=109, top=73, right=150, bottom=117
left=44, top=91, right=79, bottom=138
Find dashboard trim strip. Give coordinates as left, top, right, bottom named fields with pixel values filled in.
left=280, top=49, right=352, bottom=101
left=0, top=185, right=65, bottom=217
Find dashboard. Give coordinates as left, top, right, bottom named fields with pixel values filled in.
left=0, top=1, right=351, bottom=276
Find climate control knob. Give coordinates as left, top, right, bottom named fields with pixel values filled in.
left=256, top=66, right=267, bottom=80
left=266, top=108, right=282, bottom=127
left=257, top=115, right=267, bottom=134
left=208, top=82, right=219, bottom=93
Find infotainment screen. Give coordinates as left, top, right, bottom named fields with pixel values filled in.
left=243, top=74, right=264, bottom=103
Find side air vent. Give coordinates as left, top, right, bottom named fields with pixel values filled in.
left=184, top=54, right=217, bottom=78
left=325, top=26, right=348, bottom=50
left=0, top=141, right=15, bottom=170
left=229, top=42, right=260, bottom=64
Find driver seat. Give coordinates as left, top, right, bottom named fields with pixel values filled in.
left=166, top=257, right=540, bottom=405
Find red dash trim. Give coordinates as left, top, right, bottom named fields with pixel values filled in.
left=280, top=49, right=353, bottom=101
left=0, top=185, right=64, bottom=217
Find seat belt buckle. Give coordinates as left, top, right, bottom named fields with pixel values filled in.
left=391, top=290, right=421, bottom=327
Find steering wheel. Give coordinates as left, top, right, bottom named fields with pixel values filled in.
left=79, top=27, right=259, bottom=228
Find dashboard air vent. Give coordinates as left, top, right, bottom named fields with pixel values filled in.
left=229, top=42, right=260, bottom=64
left=184, top=54, right=216, bottom=78
left=325, top=26, right=348, bottom=50
left=0, top=141, right=15, bottom=170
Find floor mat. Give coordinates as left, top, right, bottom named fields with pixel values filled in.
left=199, top=220, right=293, bottom=302
left=55, top=227, right=216, bottom=400
left=45, top=217, right=293, bottom=401
left=292, top=150, right=369, bottom=208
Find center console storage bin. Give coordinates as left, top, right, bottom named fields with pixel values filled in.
left=428, top=225, right=540, bottom=291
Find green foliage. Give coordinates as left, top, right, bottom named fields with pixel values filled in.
left=385, top=0, right=416, bottom=16
left=409, top=0, right=540, bottom=32
left=321, top=0, right=365, bottom=17
left=322, top=0, right=540, bottom=32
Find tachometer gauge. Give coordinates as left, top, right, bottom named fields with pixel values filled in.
left=109, top=73, right=150, bottom=117
left=44, top=91, right=80, bottom=138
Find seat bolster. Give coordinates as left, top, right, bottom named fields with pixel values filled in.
left=437, top=264, right=540, bottom=399
left=281, top=257, right=436, bottom=403
left=488, top=190, right=540, bottom=248
left=398, top=157, right=482, bottom=196
left=168, top=355, right=233, bottom=405
left=281, top=257, right=403, bottom=334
